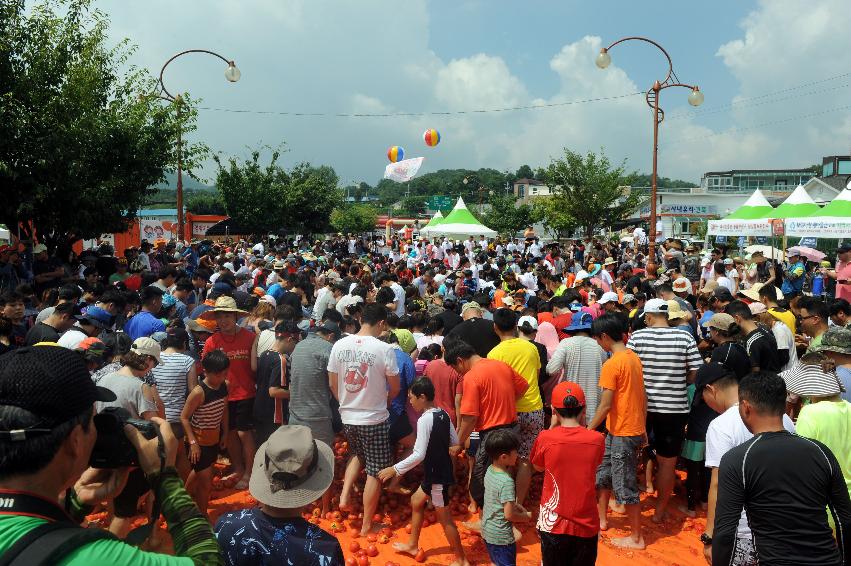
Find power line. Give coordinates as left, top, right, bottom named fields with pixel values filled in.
left=195, top=91, right=644, bottom=118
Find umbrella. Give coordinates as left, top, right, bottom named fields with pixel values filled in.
left=786, top=246, right=825, bottom=262
left=744, top=244, right=783, bottom=259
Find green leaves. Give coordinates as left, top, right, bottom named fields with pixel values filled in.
left=0, top=0, right=180, bottom=248
left=330, top=205, right=378, bottom=235
left=481, top=193, right=536, bottom=237
left=213, top=147, right=342, bottom=236
left=539, top=148, right=644, bottom=239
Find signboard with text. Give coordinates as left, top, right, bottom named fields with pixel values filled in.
left=428, top=195, right=452, bottom=210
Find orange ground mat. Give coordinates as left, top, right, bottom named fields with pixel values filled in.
left=89, top=442, right=708, bottom=565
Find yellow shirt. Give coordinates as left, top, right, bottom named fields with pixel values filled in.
left=487, top=338, right=543, bottom=412
left=768, top=307, right=796, bottom=335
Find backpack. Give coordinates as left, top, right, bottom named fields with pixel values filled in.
left=0, top=522, right=116, bottom=566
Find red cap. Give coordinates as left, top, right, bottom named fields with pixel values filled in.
left=551, top=381, right=586, bottom=409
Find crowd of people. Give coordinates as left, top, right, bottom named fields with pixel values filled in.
left=1, top=230, right=850, bottom=566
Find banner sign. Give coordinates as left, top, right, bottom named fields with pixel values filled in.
left=660, top=204, right=716, bottom=215
left=192, top=221, right=218, bottom=237
left=140, top=219, right=176, bottom=241
left=384, top=157, right=424, bottom=183
left=786, top=217, right=851, bottom=238
left=798, top=236, right=818, bottom=247
left=737, top=236, right=746, bottom=247
left=755, top=236, right=769, bottom=244
left=707, top=219, right=773, bottom=236
left=715, top=235, right=728, bottom=244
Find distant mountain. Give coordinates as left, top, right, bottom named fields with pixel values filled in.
left=152, top=171, right=215, bottom=192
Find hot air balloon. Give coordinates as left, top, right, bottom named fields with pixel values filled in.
left=387, top=146, right=405, bottom=163
left=423, top=128, right=441, bottom=147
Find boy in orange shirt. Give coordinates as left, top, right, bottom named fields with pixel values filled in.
left=589, top=314, right=647, bottom=550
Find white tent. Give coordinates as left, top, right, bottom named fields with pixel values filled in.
left=707, top=189, right=775, bottom=236
left=429, top=197, right=496, bottom=238
left=418, top=211, right=444, bottom=236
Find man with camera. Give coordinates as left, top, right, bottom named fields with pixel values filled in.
left=0, top=346, right=223, bottom=564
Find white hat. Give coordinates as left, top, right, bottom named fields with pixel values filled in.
left=573, top=270, right=590, bottom=286
left=641, top=298, right=669, bottom=317
left=517, top=315, right=539, bottom=332
left=598, top=291, right=619, bottom=305
left=260, top=295, right=277, bottom=307
left=33, top=244, right=48, bottom=254
left=672, top=277, right=692, bottom=294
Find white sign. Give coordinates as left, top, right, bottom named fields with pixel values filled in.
left=81, top=233, right=115, bottom=250
left=707, top=219, right=773, bottom=236
left=192, top=222, right=218, bottom=236
left=141, top=219, right=175, bottom=241
left=786, top=217, right=851, bottom=238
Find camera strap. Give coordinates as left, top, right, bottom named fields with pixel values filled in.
left=124, top=424, right=167, bottom=546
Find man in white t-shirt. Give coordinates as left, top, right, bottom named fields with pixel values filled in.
left=699, top=364, right=795, bottom=565
left=328, top=303, right=400, bottom=537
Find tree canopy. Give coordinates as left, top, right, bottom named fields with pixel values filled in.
left=214, top=148, right=342, bottom=236
left=0, top=0, right=187, bottom=250
left=539, top=148, right=644, bottom=239
left=481, top=193, right=537, bottom=237
left=330, top=204, right=378, bottom=235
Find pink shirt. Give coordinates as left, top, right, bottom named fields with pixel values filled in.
left=836, top=260, right=851, bottom=302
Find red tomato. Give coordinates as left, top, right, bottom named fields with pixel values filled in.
left=415, top=548, right=426, bottom=563
left=366, top=533, right=377, bottom=543
left=366, top=544, right=379, bottom=557
left=346, top=558, right=357, bottom=566
left=348, top=541, right=361, bottom=553
left=372, top=513, right=383, bottom=522
left=356, top=556, right=370, bottom=566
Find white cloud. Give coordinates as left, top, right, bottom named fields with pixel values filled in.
left=101, top=0, right=851, bottom=186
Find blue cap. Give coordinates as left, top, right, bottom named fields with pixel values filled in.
left=81, top=306, right=113, bottom=329
left=564, top=312, right=593, bottom=332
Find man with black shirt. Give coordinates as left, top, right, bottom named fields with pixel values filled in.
left=711, top=371, right=851, bottom=566
left=443, top=302, right=500, bottom=358
left=25, top=301, right=80, bottom=345
left=703, top=313, right=751, bottom=378
left=723, top=301, right=781, bottom=373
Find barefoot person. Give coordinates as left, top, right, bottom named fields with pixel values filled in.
left=328, top=303, right=400, bottom=536
left=378, top=377, right=469, bottom=566
left=588, top=314, right=647, bottom=549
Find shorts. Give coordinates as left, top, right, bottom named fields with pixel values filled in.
left=732, top=536, right=758, bottom=566
left=189, top=444, right=219, bottom=473
left=423, top=483, right=451, bottom=508
left=484, top=541, right=516, bottom=566
left=288, top=415, right=335, bottom=448
left=169, top=421, right=185, bottom=440
left=516, top=409, right=545, bottom=460
left=389, top=411, right=414, bottom=443
left=254, top=422, right=280, bottom=449
left=343, top=422, right=392, bottom=477
left=596, top=434, right=643, bottom=505
left=470, top=423, right=516, bottom=508
left=645, top=412, right=687, bottom=458
left=113, top=468, right=150, bottom=518
left=228, top=399, right=255, bottom=431
left=539, top=531, right=598, bottom=566
left=467, top=431, right=480, bottom=457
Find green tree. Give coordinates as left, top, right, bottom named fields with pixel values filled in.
left=186, top=192, right=227, bottom=215
left=481, top=194, right=537, bottom=237
left=541, top=148, right=643, bottom=239
left=515, top=164, right=535, bottom=179
left=532, top=197, right=577, bottom=239
left=330, top=204, right=378, bottom=235
left=214, top=148, right=342, bottom=236
left=0, top=0, right=185, bottom=250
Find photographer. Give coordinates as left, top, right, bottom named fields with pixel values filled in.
left=0, top=346, right=222, bottom=565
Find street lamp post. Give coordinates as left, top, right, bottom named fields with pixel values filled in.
left=154, top=50, right=240, bottom=243
left=596, top=37, right=703, bottom=275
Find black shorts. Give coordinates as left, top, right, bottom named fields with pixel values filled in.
left=388, top=411, right=413, bottom=443
left=113, top=468, right=150, bottom=518
left=228, top=399, right=255, bottom=431
left=539, top=531, right=598, bottom=566
left=189, top=444, right=219, bottom=473
left=169, top=421, right=185, bottom=440
left=645, top=412, right=688, bottom=458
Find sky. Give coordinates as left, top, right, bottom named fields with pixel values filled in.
left=100, top=0, right=851, bottom=187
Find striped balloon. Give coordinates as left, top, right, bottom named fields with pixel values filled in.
left=423, top=128, right=441, bottom=147
left=387, top=146, right=405, bottom=163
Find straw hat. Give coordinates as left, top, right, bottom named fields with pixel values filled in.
left=199, top=296, right=249, bottom=321
left=666, top=300, right=691, bottom=321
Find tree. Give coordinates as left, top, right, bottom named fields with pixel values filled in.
left=481, top=194, right=537, bottom=237
left=330, top=204, right=378, bottom=235
left=532, top=197, right=577, bottom=239
left=540, top=148, right=644, bottom=239
left=214, top=147, right=342, bottom=236
left=515, top=164, right=535, bottom=179
left=0, top=0, right=187, bottom=251
left=186, top=192, right=227, bottom=215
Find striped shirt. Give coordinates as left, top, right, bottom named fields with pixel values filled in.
left=627, top=326, right=702, bottom=413
left=151, top=352, right=195, bottom=422
left=191, top=380, right=228, bottom=446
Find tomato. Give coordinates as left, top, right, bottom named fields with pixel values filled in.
left=333, top=511, right=342, bottom=521
left=415, top=548, right=426, bottom=563
left=366, top=544, right=379, bottom=557
left=378, top=534, right=390, bottom=544
left=346, top=558, right=357, bottom=566
left=356, top=556, right=370, bottom=566
left=312, top=508, right=322, bottom=517
left=404, top=523, right=412, bottom=534
left=372, top=513, right=383, bottom=522
left=366, top=533, right=377, bottom=543
left=348, top=541, right=361, bottom=553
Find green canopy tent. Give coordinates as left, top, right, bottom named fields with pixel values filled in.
left=429, top=197, right=497, bottom=239
left=769, top=184, right=821, bottom=219
left=725, top=189, right=774, bottom=219
left=418, top=210, right=444, bottom=236
left=786, top=183, right=851, bottom=237
left=707, top=189, right=775, bottom=236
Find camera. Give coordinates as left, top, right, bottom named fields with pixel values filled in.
left=89, top=407, right=158, bottom=468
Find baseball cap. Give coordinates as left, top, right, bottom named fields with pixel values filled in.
left=551, top=381, right=586, bottom=409
left=641, top=298, right=668, bottom=316
left=598, top=291, right=619, bottom=305
left=723, top=258, right=733, bottom=265
left=75, top=336, right=107, bottom=361
left=0, top=346, right=116, bottom=436
left=517, top=315, right=538, bottom=332
left=622, top=293, right=637, bottom=305
left=80, top=306, right=113, bottom=329
left=712, top=287, right=735, bottom=303
left=315, top=320, right=341, bottom=340
left=838, top=243, right=851, bottom=254
left=813, top=326, right=851, bottom=355
left=391, top=329, right=417, bottom=354
left=461, top=301, right=483, bottom=314
left=275, top=321, right=301, bottom=339
left=748, top=302, right=767, bottom=315
left=702, top=313, right=737, bottom=331
left=694, top=362, right=734, bottom=393
left=564, top=312, right=593, bottom=332
left=130, top=337, right=161, bottom=364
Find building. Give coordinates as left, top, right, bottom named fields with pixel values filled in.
left=513, top=178, right=552, bottom=204
left=700, top=167, right=816, bottom=195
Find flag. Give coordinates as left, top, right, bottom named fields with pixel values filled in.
left=384, top=157, right=424, bottom=183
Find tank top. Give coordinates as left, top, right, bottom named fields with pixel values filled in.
left=423, top=408, right=454, bottom=490
left=190, top=380, right=228, bottom=446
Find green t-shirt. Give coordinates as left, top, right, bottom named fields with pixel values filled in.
left=482, top=465, right=516, bottom=546
left=796, top=400, right=851, bottom=497
left=0, top=516, right=193, bottom=564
